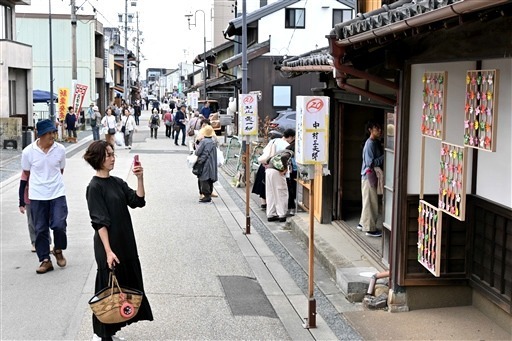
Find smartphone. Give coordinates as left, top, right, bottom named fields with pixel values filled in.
left=133, top=155, right=141, bottom=167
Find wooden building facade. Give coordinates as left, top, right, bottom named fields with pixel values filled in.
left=281, top=0, right=512, bottom=326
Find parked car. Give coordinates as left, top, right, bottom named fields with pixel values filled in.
left=269, top=109, right=296, bottom=133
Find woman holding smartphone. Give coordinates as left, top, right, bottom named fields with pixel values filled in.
left=83, top=141, right=153, bottom=340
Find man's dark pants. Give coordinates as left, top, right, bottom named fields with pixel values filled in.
left=30, top=196, right=68, bottom=261
left=174, top=125, right=186, bottom=145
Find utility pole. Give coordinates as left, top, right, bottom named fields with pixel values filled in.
left=48, top=0, right=55, bottom=122
left=71, top=0, right=77, bottom=82
left=123, top=0, right=129, bottom=104
left=136, top=11, right=140, bottom=87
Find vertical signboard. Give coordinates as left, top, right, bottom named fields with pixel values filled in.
left=238, top=94, right=258, bottom=136
left=58, top=88, right=70, bottom=121
left=188, top=91, right=199, bottom=110
left=72, top=83, right=88, bottom=115
left=296, top=96, right=329, bottom=165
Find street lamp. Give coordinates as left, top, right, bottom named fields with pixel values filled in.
left=185, top=10, right=207, bottom=100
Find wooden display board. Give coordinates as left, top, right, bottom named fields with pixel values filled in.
left=438, top=142, right=467, bottom=220
left=421, top=71, right=447, bottom=140
left=418, top=200, right=443, bottom=277
left=463, top=69, right=499, bottom=152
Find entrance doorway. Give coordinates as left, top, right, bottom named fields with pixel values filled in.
left=333, top=102, right=387, bottom=264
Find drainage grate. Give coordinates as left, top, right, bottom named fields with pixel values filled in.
left=219, top=276, right=277, bottom=318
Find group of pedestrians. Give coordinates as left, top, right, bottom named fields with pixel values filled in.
left=20, top=118, right=153, bottom=340
left=146, top=103, right=195, bottom=147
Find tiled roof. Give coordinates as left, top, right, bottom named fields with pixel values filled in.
left=332, top=0, right=509, bottom=44
left=278, top=47, right=333, bottom=77
left=218, top=40, right=270, bottom=71
left=281, top=47, right=332, bottom=68
left=333, top=0, right=461, bottom=39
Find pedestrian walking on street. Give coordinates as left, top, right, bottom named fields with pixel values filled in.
left=21, top=119, right=68, bottom=274
left=149, top=109, right=160, bottom=139
left=133, top=99, right=141, bottom=126
left=121, top=108, right=136, bottom=149
left=163, top=109, right=174, bottom=138
left=174, top=103, right=187, bottom=146
left=84, top=140, right=153, bottom=340
left=194, top=125, right=218, bottom=203
left=90, top=105, right=102, bottom=141
left=101, top=108, right=117, bottom=146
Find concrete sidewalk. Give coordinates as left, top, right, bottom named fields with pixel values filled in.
left=219, top=155, right=512, bottom=340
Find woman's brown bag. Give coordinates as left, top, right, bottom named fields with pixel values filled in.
left=89, top=270, right=143, bottom=324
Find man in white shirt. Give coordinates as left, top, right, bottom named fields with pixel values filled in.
left=21, top=119, right=68, bottom=274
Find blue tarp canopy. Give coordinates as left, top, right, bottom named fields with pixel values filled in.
left=33, top=89, right=57, bottom=103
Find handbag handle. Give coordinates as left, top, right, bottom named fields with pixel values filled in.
left=108, top=267, right=124, bottom=298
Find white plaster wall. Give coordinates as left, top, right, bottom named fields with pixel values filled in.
left=408, top=60, right=511, bottom=208
left=478, top=59, right=512, bottom=207
left=259, top=0, right=352, bottom=56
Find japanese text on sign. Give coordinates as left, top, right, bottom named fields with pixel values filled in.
left=238, top=94, right=258, bottom=136
left=296, top=96, right=329, bottom=165
left=58, top=88, right=69, bottom=121
left=72, top=84, right=88, bottom=115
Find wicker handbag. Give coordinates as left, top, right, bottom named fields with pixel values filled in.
left=89, top=270, right=143, bottom=324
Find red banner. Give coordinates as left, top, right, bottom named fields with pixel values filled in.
left=72, top=84, right=88, bottom=115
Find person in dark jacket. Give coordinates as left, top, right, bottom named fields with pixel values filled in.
left=65, top=106, right=78, bottom=142
left=194, top=125, right=218, bottom=203
left=174, top=104, right=187, bottom=146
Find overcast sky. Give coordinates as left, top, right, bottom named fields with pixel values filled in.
left=17, top=0, right=217, bottom=77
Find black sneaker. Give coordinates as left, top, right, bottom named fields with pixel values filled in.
left=278, top=217, right=286, bottom=222
left=366, top=230, right=382, bottom=237
left=199, top=197, right=212, bottom=203
left=267, top=216, right=279, bottom=222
